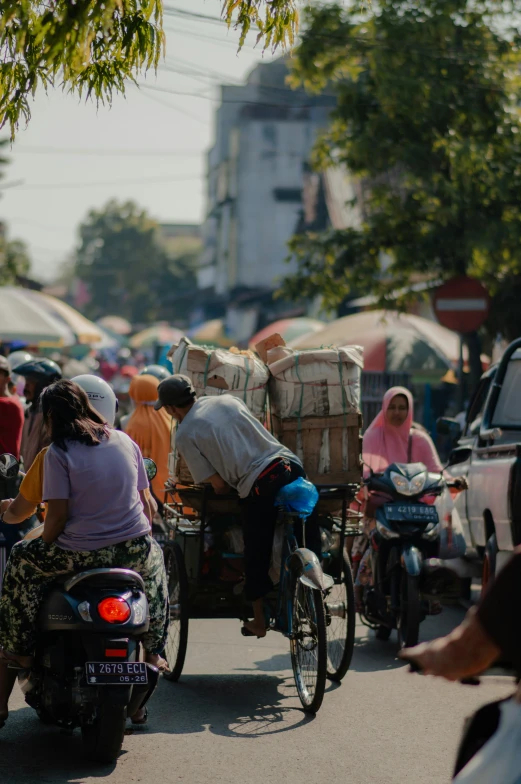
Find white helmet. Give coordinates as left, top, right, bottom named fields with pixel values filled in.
left=7, top=351, right=33, bottom=372
left=72, top=374, right=118, bottom=426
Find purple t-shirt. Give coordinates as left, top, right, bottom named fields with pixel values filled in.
left=43, top=429, right=150, bottom=552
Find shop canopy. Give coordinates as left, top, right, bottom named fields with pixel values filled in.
left=22, top=290, right=103, bottom=345
left=0, top=286, right=74, bottom=347
left=188, top=319, right=234, bottom=348
left=249, top=317, right=325, bottom=349
left=130, top=323, right=184, bottom=349
left=97, top=315, right=132, bottom=336
left=290, top=310, right=488, bottom=376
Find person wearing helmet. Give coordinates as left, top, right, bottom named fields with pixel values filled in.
left=13, top=359, right=62, bottom=472
left=0, top=375, right=156, bottom=555
left=71, top=374, right=118, bottom=427
left=140, top=365, right=171, bottom=383
left=0, top=357, right=24, bottom=460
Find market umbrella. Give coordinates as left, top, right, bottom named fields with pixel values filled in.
left=129, top=323, right=184, bottom=349
left=0, top=286, right=74, bottom=347
left=23, top=290, right=103, bottom=345
left=290, top=310, right=479, bottom=375
left=249, top=317, right=325, bottom=349
left=97, top=315, right=132, bottom=336
left=188, top=319, right=234, bottom=348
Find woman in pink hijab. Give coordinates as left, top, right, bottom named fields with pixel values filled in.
left=353, top=387, right=442, bottom=607
left=363, top=386, right=442, bottom=474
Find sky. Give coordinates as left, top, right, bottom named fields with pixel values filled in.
left=0, top=1, right=277, bottom=282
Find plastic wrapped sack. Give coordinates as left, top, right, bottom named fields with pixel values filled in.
left=435, top=486, right=467, bottom=560
left=275, top=478, right=318, bottom=518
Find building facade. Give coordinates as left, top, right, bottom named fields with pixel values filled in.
left=198, top=58, right=335, bottom=341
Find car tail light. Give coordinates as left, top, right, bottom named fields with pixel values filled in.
left=98, top=597, right=131, bottom=624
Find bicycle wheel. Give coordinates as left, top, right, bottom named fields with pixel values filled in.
left=325, top=554, right=356, bottom=682
left=162, top=541, right=189, bottom=682
left=290, top=576, right=327, bottom=714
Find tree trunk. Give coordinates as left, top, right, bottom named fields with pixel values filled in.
left=465, top=331, right=483, bottom=398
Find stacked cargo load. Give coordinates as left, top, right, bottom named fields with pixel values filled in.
left=266, top=344, right=364, bottom=484
left=167, top=337, right=269, bottom=484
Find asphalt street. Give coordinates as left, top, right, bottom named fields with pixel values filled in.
left=0, top=607, right=513, bottom=784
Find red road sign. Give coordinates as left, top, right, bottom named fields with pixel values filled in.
left=433, top=276, right=490, bottom=333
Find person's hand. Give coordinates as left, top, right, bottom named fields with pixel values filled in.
left=0, top=499, right=13, bottom=515
left=452, top=476, right=468, bottom=491
left=399, top=609, right=500, bottom=681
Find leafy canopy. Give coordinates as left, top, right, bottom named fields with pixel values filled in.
left=283, top=1, right=521, bottom=339
left=0, top=139, right=31, bottom=283
left=1, top=0, right=299, bottom=138
left=74, top=200, right=198, bottom=325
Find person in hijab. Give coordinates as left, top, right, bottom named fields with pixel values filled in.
left=363, top=386, right=442, bottom=475
left=353, top=387, right=443, bottom=605
left=123, top=374, right=171, bottom=503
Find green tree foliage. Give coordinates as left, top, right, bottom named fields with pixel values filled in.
left=74, top=200, right=198, bottom=325
left=0, top=138, right=31, bottom=283
left=0, top=238, right=31, bottom=285
left=1, top=1, right=298, bottom=137
left=283, top=1, right=521, bottom=374
left=223, top=0, right=298, bottom=50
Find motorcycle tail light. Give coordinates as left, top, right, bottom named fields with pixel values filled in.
left=98, top=597, right=131, bottom=624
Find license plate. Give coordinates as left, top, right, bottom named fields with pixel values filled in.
left=85, top=662, right=148, bottom=685
left=384, top=504, right=438, bottom=523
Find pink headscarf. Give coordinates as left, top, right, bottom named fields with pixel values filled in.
left=363, top=386, right=442, bottom=474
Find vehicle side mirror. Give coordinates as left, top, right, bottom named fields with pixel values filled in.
left=0, top=453, right=20, bottom=479
left=143, top=458, right=157, bottom=482
left=436, top=417, right=462, bottom=440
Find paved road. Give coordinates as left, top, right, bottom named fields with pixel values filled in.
left=0, top=608, right=513, bottom=784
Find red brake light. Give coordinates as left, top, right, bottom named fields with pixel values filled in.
left=98, top=597, right=131, bottom=624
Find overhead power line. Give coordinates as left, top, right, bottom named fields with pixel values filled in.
left=15, top=173, right=204, bottom=191
left=12, top=146, right=203, bottom=157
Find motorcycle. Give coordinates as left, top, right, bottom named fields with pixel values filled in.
left=0, top=453, right=161, bottom=763
left=359, top=461, right=457, bottom=648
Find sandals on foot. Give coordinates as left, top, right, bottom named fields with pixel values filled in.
left=130, top=706, right=148, bottom=726
left=241, top=624, right=267, bottom=639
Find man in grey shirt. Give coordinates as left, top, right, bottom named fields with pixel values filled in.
left=155, top=375, right=320, bottom=637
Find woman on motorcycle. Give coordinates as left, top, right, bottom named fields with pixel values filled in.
left=353, top=387, right=442, bottom=602
left=123, top=374, right=171, bottom=503
left=0, top=379, right=168, bottom=727
left=0, top=375, right=159, bottom=532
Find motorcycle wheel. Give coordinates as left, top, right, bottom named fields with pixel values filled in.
left=290, top=577, right=327, bottom=714
left=82, top=704, right=126, bottom=763
left=162, top=541, right=189, bottom=682
left=397, top=572, right=421, bottom=649
left=325, top=554, right=356, bottom=682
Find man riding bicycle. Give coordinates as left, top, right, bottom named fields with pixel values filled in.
left=155, top=374, right=321, bottom=638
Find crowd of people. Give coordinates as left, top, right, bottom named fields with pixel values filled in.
left=0, top=349, right=518, bottom=776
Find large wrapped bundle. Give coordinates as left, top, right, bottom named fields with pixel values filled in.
left=168, top=337, right=269, bottom=418
left=268, top=345, right=364, bottom=485
left=167, top=337, right=269, bottom=484
left=267, top=345, right=363, bottom=419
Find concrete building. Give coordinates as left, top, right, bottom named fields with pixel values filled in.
left=198, top=58, right=336, bottom=341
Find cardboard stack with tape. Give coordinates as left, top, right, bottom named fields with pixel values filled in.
left=167, top=337, right=269, bottom=485
left=266, top=343, right=364, bottom=484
